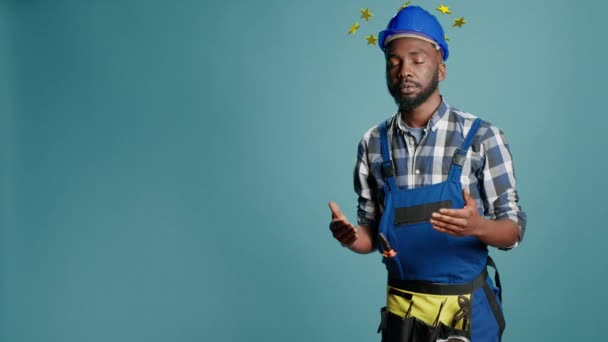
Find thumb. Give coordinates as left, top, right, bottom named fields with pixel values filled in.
left=462, top=190, right=475, bottom=206
left=328, top=201, right=345, bottom=219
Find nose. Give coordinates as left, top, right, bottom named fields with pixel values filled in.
left=398, top=63, right=413, bottom=79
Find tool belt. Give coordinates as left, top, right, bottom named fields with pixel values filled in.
left=377, top=259, right=505, bottom=342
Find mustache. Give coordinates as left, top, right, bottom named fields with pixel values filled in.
left=397, top=79, right=421, bottom=88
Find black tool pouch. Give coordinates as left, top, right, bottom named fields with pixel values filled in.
left=379, top=307, right=471, bottom=342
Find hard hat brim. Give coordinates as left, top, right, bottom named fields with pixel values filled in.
left=379, top=29, right=449, bottom=61
left=383, top=32, right=441, bottom=51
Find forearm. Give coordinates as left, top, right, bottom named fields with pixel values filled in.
left=476, top=217, right=520, bottom=249
left=346, top=225, right=377, bottom=254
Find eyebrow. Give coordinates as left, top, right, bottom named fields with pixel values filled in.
left=386, top=50, right=428, bottom=59
left=408, top=50, right=428, bottom=56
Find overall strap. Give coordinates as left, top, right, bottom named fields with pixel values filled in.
left=379, top=120, right=398, bottom=192
left=448, top=118, right=483, bottom=182
left=483, top=255, right=506, bottom=338
left=485, top=255, right=502, bottom=302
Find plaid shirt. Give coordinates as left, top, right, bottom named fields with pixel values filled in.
left=354, top=99, right=527, bottom=247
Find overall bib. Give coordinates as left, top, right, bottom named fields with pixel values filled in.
left=375, top=118, right=505, bottom=342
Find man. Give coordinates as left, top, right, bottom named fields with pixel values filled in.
left=329, top=6, right=526, bottom=342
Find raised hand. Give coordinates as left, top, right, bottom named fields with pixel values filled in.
left=430, top=190, right=483, bottom=237
left=329, top=201, right=358, bottom=247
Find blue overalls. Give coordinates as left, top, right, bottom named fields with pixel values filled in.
left=375, top=118, right=506, bottom=342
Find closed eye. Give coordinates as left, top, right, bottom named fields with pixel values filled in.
left=386, top=55, right=402, bottom=69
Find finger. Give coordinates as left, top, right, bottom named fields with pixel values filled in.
left=328, top=201, right=344, bottom=219
left=330, top=221, right=353, bottom=237
left=329, top=217, right=350, bottom=232
left=436, top=208, right=469, bottom=219
left=342, top=233, right=358, bottom=247
left=430, top=213, right=467, bottom=228
left=431, top=220, right=465, bottom=236
left=462, top=190, right=476, bottom=207
left=430, top=214, right=467, bottom=229
left=334, top=224, right=356, bottom=241
left=432, top=224, right=463, bottom=237
left=336, top=230, right=357, bottom=244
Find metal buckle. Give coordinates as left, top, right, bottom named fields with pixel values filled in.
left=381, top=160, right=395, bottom=179
left=452, top=149, right=466, bottom=167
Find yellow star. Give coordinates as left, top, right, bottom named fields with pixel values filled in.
left=436, top=5, right=452, bottom=15
left=360, top=8, right=373, bottom=22
left=453, top=17, right=467, bottom=28
left=348, top=22, right=360, bottom=35
left=444, top=35, right=450, bottom=42
left=365, top=34, right=378, bottom=45
left=400, top=1, right=412, bottom=10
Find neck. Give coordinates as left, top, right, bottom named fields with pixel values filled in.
left=400, top=93, right=442, bottom=128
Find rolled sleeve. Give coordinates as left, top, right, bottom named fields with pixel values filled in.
left=354, top=133, right=379, bottom=230
left=479, top=126, right=527, bottom=249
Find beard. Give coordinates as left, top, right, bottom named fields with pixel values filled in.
left=388, top=68, right=439, bottom=112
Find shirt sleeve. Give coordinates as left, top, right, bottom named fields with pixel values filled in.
left=479, top=125, right=527, bottom=250
left=353, top=132, right=380, bottom=231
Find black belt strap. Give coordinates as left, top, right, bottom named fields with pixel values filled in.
left=388, top=267, right=488, bottom=296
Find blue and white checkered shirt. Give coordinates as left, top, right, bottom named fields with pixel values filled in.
left=354, top=99, right=527, bottom=247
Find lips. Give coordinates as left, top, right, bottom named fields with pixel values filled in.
left=399, top=82, right=417, bottom=94
left=400, top=81, right=417, bottom=89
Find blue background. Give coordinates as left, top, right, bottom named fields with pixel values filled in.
left=0, top=0, right=605, bottom=341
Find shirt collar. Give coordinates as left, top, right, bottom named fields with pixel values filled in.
left=395, top=98, right=450, bottom=133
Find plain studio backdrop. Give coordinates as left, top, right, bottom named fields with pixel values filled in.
left=0, top=0, right=605, bottom=341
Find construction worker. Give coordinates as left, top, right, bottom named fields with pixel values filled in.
left=329, top=6, right=526, bottom=342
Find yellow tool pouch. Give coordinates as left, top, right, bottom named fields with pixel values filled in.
left=387, top=286, right=472, bottom=331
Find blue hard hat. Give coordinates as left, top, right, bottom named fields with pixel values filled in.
left=378, top=6, right=449, bottom=61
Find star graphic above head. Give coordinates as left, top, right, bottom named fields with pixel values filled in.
left=436, top=5, right=452, bottom=15
left=365, top=34, right=378, bottom=45
left=360, top=8, right=373, bottom=22
left=453, top=17, right=467, bottom=28
left=348, top=22, right=360, bottom=35
left=400, top=1, right=412, bottom=10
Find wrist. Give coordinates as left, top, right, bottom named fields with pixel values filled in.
left=473, top=217, right=489, bottom=239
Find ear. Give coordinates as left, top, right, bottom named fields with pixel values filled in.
left=438, top=60, right=446, bottom=81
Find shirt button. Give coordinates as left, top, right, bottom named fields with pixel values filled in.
left=415, top=169, right=420, bottom=175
